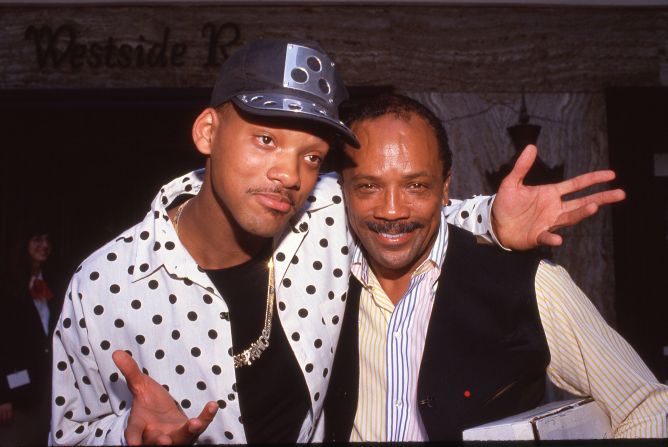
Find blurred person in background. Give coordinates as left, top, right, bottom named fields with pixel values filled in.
left=0, top=221, right=64, bottom=445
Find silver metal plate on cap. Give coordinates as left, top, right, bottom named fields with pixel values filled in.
left=282, top=44, right=335, bottom=101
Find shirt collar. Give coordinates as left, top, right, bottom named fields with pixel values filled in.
left=129, top=170, right=212, bottom=289
left=351, top=209, right=449, bottom=288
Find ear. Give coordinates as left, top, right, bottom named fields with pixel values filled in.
left=442, top=173, right=451, bottom=205
left=192, top=107, right=219, bottom=156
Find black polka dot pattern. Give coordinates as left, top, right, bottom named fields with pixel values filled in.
left=50, top=171, right=440, bottom=444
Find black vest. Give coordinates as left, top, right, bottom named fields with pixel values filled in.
left=324, top=225, right=550, bottom=441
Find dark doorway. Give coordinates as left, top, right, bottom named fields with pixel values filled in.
left=0, top=88, right=210, bottom=284
left=606, top=87, right=668, bottom=383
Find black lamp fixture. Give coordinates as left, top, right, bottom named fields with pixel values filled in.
left=507, top=90, right=542, bottom=154
left=487, top=90, right=564, bottom=190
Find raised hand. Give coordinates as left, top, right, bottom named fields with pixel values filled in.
left=112, top=350, right=218, bottom=445
left=491, top=145, right=625, bottom=250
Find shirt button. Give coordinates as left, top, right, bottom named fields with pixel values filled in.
left=220, top=312, right=229, bottom=321
left=393, top=331, right=401, bottom=339
left=395, top=401, right=402, bottom=407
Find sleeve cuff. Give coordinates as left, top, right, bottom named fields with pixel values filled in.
left=486, top=195, right=511, bottom=251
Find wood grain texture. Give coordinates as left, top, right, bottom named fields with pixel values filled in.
left=0, top=5, right=666, bottom=91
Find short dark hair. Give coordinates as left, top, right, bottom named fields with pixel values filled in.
left=334, top=94, right=452, bottom=179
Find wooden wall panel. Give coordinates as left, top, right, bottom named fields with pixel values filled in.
left=0, top=6, right=666, bottom=92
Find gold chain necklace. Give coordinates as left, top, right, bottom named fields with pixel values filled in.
left=233, top=257, right=275, bottom=368
left=173, top=198, right=192, bottom=236
left=171, top=196, right=275, bottom=368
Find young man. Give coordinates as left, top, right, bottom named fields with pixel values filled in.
left=50, top=40, right=625, bottom=445
left=325, top=94, right=668, bottom=441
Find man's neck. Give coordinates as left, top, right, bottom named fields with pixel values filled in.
left=368, top=257, right=426, bottom=306
left=168, top=190, right=270, bottom=270
left=374, top=274, right=411, bottom=306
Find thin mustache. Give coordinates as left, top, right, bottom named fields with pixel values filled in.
left=366, top=221, right=424, bottom=234
left=247, top=187, right=296, bottom=207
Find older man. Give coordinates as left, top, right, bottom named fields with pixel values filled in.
left=325, top=94, right=667, bottom=441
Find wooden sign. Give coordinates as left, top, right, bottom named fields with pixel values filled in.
left=24, top=22, right=240, bottom=70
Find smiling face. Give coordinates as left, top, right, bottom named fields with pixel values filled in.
left=341, top=112, right=450, bottom=279
left=194, top=103, right=330, bottom=239
left=28, top=233, right=51, bottom=265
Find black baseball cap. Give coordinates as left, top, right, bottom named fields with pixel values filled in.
left=210, top=38, right=360, bottom=148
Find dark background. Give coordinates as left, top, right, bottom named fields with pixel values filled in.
left=0, top=89, right=208, bottom=277
left=607, top=87, right=668, bottom=381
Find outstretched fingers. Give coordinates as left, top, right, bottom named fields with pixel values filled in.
left=505, top=145, right=538, bottom=187
left=193, top=401, right=219, bottom=427
left=187, top=401, right=218, bottom=435
left=555, top=170, right=618, bottom=196
left=562, top=189, right=626, bottom=212
left=550, top=203, right=599, bottom=231
left=112, top=350, right=144, bottom=393
left=536, top=231, right=563, bottom=247
left=168, top=401, right=219, bottom=444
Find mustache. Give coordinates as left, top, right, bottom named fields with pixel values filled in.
left=366, top=220, right=425, bottom=234
left=246, top=186, right=296, bottom=207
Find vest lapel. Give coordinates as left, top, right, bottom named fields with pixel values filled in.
left=323, top=274, right=361, bottom=441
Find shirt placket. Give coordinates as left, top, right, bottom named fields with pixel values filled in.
left=385, top=272, right=426, bottom=442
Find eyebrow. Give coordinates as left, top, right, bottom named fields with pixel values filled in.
left=349, top=171, right=433, bottom=182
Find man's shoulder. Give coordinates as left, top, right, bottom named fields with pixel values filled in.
left=71, top=170, right=199, bottom=283
left=307, top=171, right=343, bottom=208
left=69, top=220, right=145, bottom=290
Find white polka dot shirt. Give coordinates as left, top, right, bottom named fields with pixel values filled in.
left=49, top=169, right=495, bottom=445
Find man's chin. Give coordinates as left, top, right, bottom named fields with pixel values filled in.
left=244, top=216, right=293, bottom=239
left=367, top=250, right=415, bottom=274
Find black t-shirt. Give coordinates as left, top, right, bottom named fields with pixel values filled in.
left=206, top=242, right=311, bottom=443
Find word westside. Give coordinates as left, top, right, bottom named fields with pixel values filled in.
left=24, top=23, right=240, bottom=69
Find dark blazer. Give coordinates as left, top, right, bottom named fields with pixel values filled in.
left=0, top=271, right=62, bottom=409
left=324, top=225, right=550, bottom=441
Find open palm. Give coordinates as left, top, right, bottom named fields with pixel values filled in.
left=112, top=350, right=218, bottom=445
left=492, top=145, right=625, bottom=250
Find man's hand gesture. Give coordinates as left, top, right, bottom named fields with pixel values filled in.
left=492, top=145, right=626, bottom=250
left=112, top=350, right=218, bottom=445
